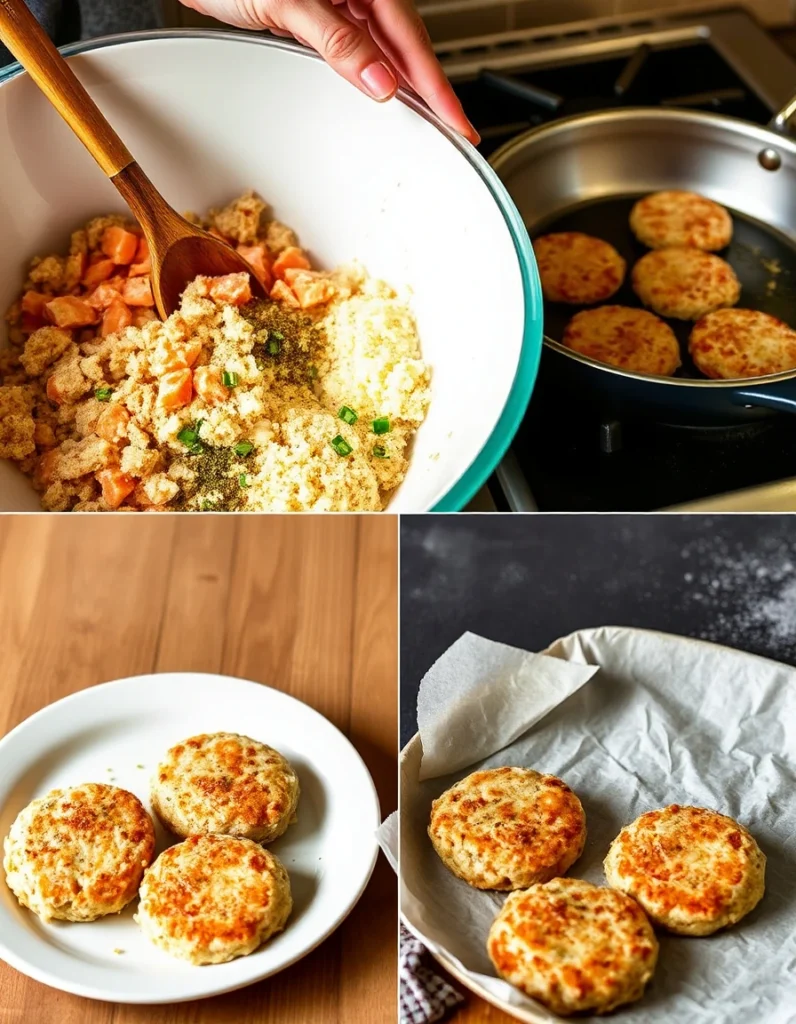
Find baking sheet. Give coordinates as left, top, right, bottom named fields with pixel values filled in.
left=400, top=627, right=796, bottom=1023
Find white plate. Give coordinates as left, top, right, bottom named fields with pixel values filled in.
left=0, top=673, right=381, bottom=1004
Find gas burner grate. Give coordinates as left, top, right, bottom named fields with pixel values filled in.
left=453, top=41, right=771, bottom=156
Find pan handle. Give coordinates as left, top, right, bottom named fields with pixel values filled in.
left=770, top=94, right=796, bottom=136
left=733, top=379, right=796, bottom=414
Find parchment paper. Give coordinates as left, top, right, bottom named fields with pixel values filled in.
left=400, top=626, right=796, bottom=1023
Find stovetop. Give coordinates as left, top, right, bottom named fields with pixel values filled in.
left=439, top=8, right=796, bottom=512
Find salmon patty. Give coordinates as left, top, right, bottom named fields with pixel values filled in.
left=632, top=247, right=741, bottom=320
left=604, top=804, right=765, bottom=936
left=3, top=783, right=155, bottom=922
left=428, top=766, right=586, bottom=890
left=534, top=232, right=626, bottom=304
left=689, top=308, right=796, bottom=379
left=136, top=834, right=292, bottom=964
left=488, top=878, right=658, bottom=1016
left=563, top=306, right=681, bottom=376
left=151, top=732, right=300, bottom=843
left=630, top=190, right=733, bottom=250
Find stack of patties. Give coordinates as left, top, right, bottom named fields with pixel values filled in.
left=428, top=766, right=765, bottom=1017
left=3, top=731, right=300, bottom=967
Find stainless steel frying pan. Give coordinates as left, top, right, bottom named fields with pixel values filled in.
left=491, top=98, right=796, bottom=425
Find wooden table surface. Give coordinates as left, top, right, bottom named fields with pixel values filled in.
left=0, top=515, right=397, bottom=1024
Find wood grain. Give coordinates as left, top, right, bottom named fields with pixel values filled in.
left=0, top=515, right=397, bottom=1024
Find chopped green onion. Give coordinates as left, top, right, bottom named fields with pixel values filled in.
left=200, top=499, right=216, bottom=511
left=271, top=330, right=284, bottom=341
left=95, top=387, right=113, bottom=402
left=373, top=445, right=389, bottom=459
left=239, top=473, right=249, bottom=489
left=178, top=424, right=204, bottom=454
left=307, top=365, right=318, bottom=380
left=330, top=435, right=353, bottom=457
left=372, top=416, right=391, bottom=435
left=234, top=440, right=254, bottom=457
left=222, top=371, right=239, bottom=388
left=338, top=406, right=358, bottom=425
left=268, top=337, right=281, bottom=355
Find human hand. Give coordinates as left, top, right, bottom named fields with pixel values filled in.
left=180, top=0, right=479, bottom=143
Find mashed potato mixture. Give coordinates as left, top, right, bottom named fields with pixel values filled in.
left=0, top=192, right=430, bottom=511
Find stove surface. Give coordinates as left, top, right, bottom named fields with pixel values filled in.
left=458, top=40, right=772, bottom=158
left=441, top=9, right=796, bottom=512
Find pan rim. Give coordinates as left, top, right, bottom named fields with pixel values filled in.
left=490, top=105, right=796, bottom=389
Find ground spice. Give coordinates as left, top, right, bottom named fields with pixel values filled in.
left=173, top=445, right=247, bottom=512
left=243, top=298, right=325, bottom=386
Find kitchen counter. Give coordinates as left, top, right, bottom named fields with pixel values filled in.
left=0, top=516, right=397, bottom=1024
left=400, top=514, right=796, bottom=744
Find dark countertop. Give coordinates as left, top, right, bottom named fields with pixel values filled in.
left=400, top=514, right=796, bottom=745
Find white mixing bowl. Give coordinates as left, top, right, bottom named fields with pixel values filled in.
left=0, top=31, right=542, bottom=511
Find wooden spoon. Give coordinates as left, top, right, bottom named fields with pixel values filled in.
left=0, top=0, right=267, bottom=318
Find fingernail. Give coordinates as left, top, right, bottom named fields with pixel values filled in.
left=361, top=62, right=397, bottom=101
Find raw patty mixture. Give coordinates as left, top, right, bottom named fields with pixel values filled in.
left=0, top=192, right=430, bottom=511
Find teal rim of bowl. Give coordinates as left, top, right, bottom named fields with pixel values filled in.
left=0, top=30, right=543, bottom=513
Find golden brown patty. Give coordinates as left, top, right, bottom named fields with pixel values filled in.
left=3, top=783, right=155, bottom=922
left=632, top=247, right=741, bottom=320
left=604, top=804, right=766, bottom=936
left=630, top=190, right=733, bottom=250
left=534, top=232, right=626, bottom=304
left=136, top=834, right=292, bottom=964
left=563, top=306, right=682, bottom=376
left=689, top=308, right=796, bottom=379
left=428, top=767, right=586, bottom=890
left=151, top=732, right=300, bottom=843
left=487, top=878, right=659, bottom=1016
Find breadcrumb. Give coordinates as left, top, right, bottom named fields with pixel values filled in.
left=1, top=193, right=430, bottom=511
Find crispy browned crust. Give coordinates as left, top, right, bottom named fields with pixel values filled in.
left=630, top=190, right=733, bottom=251
left=137, top=834, right=292, bottom=963
left=534, top=232, right=626, bottom=304
left=152, top=732, right=299, bottom=842
left=488, top=878, right=658, bottom=1016
left=632, top=247, right=740, bottom=320
left=604, top=804, right=766, bottom=935
left=4, top=783, right=155, bottom=921
left=689, top=308, right=796, bottom=379
left=563, top=306, right=681, bottom=376
left=428, top=767, right=586, bottom=890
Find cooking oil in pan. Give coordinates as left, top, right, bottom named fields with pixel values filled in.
left=531, top=194, right=796, bottom=380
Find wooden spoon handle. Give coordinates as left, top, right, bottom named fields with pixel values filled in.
left=0, top=0, right=133, bottom=177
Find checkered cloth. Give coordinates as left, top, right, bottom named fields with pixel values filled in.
left=400, top=925, right=465, bottom=1024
